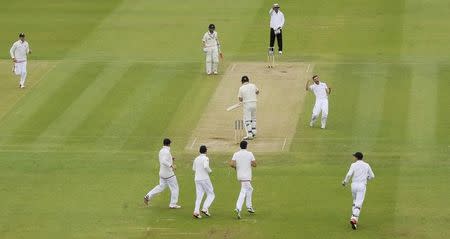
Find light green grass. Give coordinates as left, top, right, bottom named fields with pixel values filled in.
left=0, top=0, right=449, bottom=238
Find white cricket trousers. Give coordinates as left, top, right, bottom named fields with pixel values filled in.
left=351, top=183, right=367, bottom=221
left=205, top=46, right=219, bottom=74
left=311, top=99, right=328, bottom=128
left=14, top=61, right=27, bottom=86
left=194, top=179, right=215, bottom=214
left=236, top=181, right=253, bottom=211
left=243, top=102, right=257, bottom=137
left=145, top=176, right=179, bottom=207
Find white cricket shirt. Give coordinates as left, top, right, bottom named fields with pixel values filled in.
left=238, top=83, right=259, bottom=103
left=232, top=149, right=255, bottom=181
left=192, top=154, right=212, bottom=181
left=10, top=40, right=30, bottom=62
left=158, top=146, right=175, bottom=178
left=202, top=31, right=219, bottom=48
left=309, top=82, right=329, bottom=100
left=269, top=9, right=285, bottom=30
left=343, top=160, right=375, bottom=185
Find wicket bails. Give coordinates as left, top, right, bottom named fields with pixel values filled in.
left=234, top=119, right=245, bottom=144
left=267, top=47, right=275, bottom=68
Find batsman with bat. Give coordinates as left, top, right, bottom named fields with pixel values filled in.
left=238, top=76, right=259, bottom=140
left=202, top=24, right=223, bottom=75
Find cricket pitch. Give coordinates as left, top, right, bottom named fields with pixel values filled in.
left=186, top=62, right=312, bottom=152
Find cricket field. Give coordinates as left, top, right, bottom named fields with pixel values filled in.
left=0, top=0, right=449, bottom=238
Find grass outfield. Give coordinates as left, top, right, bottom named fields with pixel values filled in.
left=0, top=0, right=449, bottom=238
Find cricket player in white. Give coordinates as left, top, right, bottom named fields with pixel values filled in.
left=192, top=145, right=215, bottom=219
left=342, top=152, right=375, bottom=230
left=230, top=140, right=256, bottom=219
left=306, top=75, right=331, bottom=129
left=238, top=76, right=260, bottom=140
left=202, top=24, right=223, bottom=75
left=143, top=138, right=181, bottom=209
left=10, top=33, right=32, bottom=89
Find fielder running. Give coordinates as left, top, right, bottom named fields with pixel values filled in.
left=143, top=138, right=181, bottom=209
left=238, top=76, right=260, bottom=140
left=10, top=32, right=32, bottom=89
left=192, top=145, right=215, bottom=219
left=230, top=140, right=256, bottom=219
left=342, top=152, right=375, bottom=230
left=202, top=24, right=223, bottom=75
left=306, top=75, right=331, bottom=129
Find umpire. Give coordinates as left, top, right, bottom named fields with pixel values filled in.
left=268, top=3, right=285, bottom=55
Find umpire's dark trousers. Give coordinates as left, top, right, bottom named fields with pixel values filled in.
left=269, top=28, right=283, bottom=51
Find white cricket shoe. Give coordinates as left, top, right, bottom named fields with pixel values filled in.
left=169, top=205, right=182, bottom=209
left=201, top=209, right=211, bottom=217
left=309, top=121, right=314, bottom=127
left=247, top=207, right=255, bottom=213
left=143, top=196, right=150, bottom=206
left=350, top=219, right=358, bottom=230
left=279, top=51, right=283, bottom=55
left=193, top=213, right=202, bottom=219
left=234, top=209, right=241, bottom=219
left=213, top=71, right=218, bottom=75
left=20, top=85, right=25, bottom=89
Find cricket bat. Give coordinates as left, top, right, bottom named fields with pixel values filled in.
left=226, top=103, right=241, bottom=111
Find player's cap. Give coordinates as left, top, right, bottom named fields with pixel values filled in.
left=208, top=24, right=215, bottom=29
left=273, top=3, right=280, bottom=8
left=19, top=32, right=25, bottom=37
left=352, top=152, right=363, bottom=160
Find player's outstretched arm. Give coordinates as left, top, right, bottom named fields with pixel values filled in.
left=305, top=80, right=311, bottom=91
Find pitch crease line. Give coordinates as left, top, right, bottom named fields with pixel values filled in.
left=190, top=137, right=197, bottom=149
left=281, top=137, right=287, bottom=151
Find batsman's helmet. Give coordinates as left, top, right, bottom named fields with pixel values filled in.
left=208, top=24, right=215, bottom=30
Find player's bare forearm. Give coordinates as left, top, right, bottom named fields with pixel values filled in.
left=305, top=80, right=311, bottom=91
left=328, top=87, right=332, bottom=95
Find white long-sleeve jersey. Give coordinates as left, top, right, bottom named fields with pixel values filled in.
left=158, top=146, right=175, bottom=178
left=269, top=9, right=285, bottom=30
left=192, top=154, right=212, bottom=181
left=343, top=160, right=375, bottom=185
left=10, top=40, right=30, bottom=62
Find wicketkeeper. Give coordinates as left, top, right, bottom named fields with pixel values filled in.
left=202, top=24, right=223, bottom=75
